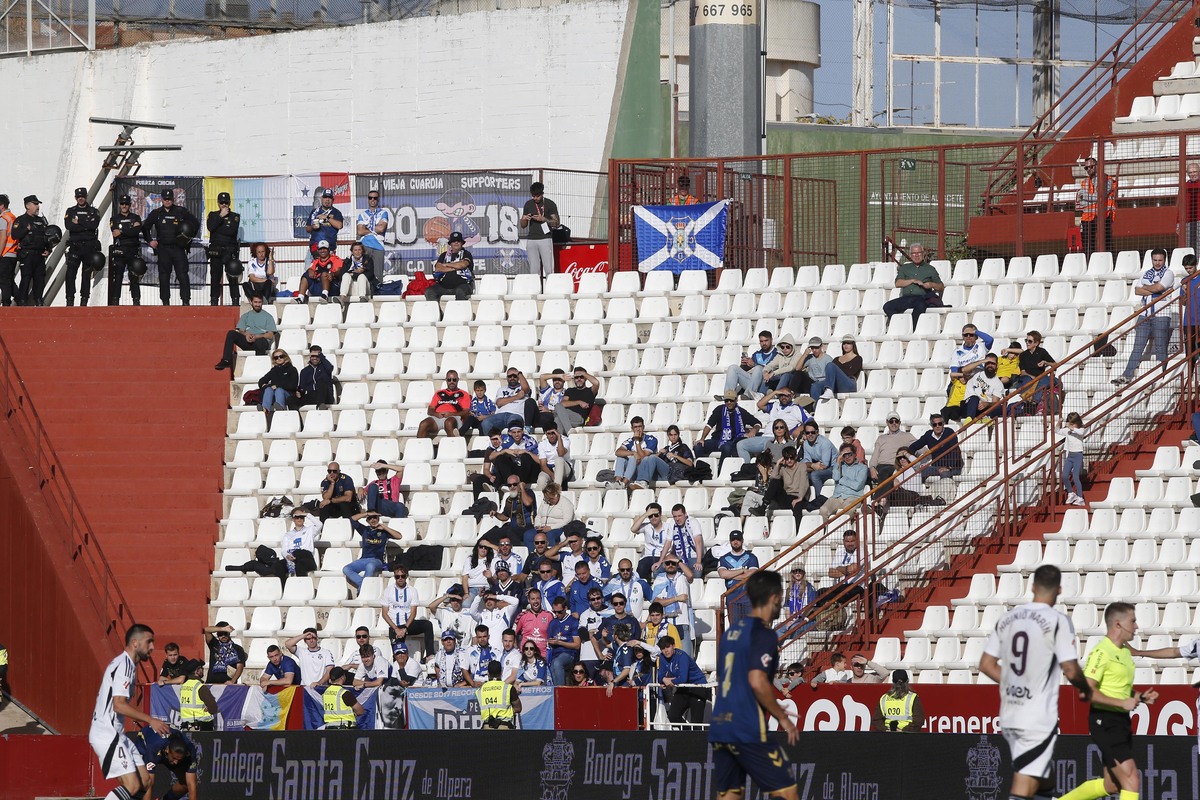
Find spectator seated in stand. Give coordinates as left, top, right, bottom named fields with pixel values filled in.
left=295, top=240, right=344, bottom=303
left=912, top=414, right=964, bottom=481
left=214, top=294, right=277, bottom=370
left=292, top=345, right=337, bottom=410
left=819, top=444, right=870, bottom=522
left=532, top=369, right=568, bottom=431
left=870, top=414, right=916, bottom=484
left=553, top=367, right=600, bottom=433
left=529, top=482, right=574, bottom=550
left=695, top=391, right=761, bottom=465
left=417, top=370, right=470, bottom=439
left=758, top=334, right=802, bottom=392
left=317, top=461, right=357, bottom=521
left=359, top=461, right=407, bottom=517
left=342, top=510, right=404, bottom=591
left=736, top=388, right=810, bottom=463
left=535, top=425, right=573, bottom=490
left=634, top=424, right=694, bottom=488
left=881, top=242, right=944, bottom=324
left=1010, top=330, right=1059, bottom=411
left=795, top=337, right=857, bottom=403
left=613, top=416, right=658, bottom=490
left=800, top=422, right=838, bottom=496
left=720, top=330, right=778, bottom=400
left=762, top=445, right=810, bottom=522
left=874, top=450, right=946, bottom=519
left=257, top=349, right=298, bottom=418
left=961, top=353, right=1007, bottom=424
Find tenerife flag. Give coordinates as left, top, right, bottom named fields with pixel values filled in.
left=634, top=199, right=729, bottom=274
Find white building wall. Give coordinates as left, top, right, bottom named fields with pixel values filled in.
left=1, top=0, right=627, bottom=211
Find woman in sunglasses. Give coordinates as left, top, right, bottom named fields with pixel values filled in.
left=517, top=640, right=551, bottom=687
left=563, top=665, right=595, bottom=687
left=257, top=350, right=298, bottom=417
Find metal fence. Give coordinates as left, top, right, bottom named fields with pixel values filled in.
left=718, top=288, right=1198, bottom=651
left=610, top=130, right=1200, bottom=272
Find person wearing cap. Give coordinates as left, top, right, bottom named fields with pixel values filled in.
left=62, top=187, right=102, bottom=307
left=847, top=654, right=888, bottom=684
left=737, top=386, right=811, bottom=464
left=718, top=531, right=759, bottom=623
left=481, top=535, right=526, bottom=583
left=295, top=239, right=344, bottom=303
left=871, top=669, right=925, bottom=732
left=881, top=242, right=945, bottom=325
left=819, top=444, right=870, bottom=522
left=358, top=461, right=406, bottom=518
left=305, top=188, right=343, bottom=265
left=10, top=194, right=49, bottom=306
left=870, top=415, right=917, bottom=484
left=356, top=188, right=391, bottom=284
left=834, top=335, right=865, bottom=385
left=668, top=174, right=699, bottom=206
left=433, top=629, right=470, bottom=688
left=108, top=194, right=144, bottom=305
left=695, top=391, right=761, bottom=465
left=322, top=667, right=365, bottom=729
left=177, top=659, right=219, bottom=731
left=757, top=334, right=803, bottom=393
left=259, top=644, right=301, bottom=688
left=720, top=330, right=778, bottom=400
left=425, top=230, right=475, bottom=301
left=520, top=181, right=561, bottom=280
left=468, top=588, right=520, bottom=647
left=202, top=622, right=246, bottom=685
left=343, top=509, right=404, bottom=591
left=143, top=188, right=200, bottom=305
left=205, top=190, right=241, bottom=306
left=391, top=641, right=421, bottom=686
left=0, top=195, right=17, bottom=307
left=491, top=559, right=525, bottom=605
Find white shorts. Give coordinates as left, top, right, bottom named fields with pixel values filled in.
left=89, top=726, right=145, bottom=780
left=1003, top=727, right=1058, bottom=780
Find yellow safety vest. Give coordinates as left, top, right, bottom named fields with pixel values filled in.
left=477, top=679, right=515, bottom=723
left=879, top=692, right=916, bottom=730
left=179, top=679, right=213, bottom=722
left=323, top=685, right=356, bottom=727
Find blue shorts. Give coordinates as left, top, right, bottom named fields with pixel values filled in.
left=711, top=741, right=796, bottom=795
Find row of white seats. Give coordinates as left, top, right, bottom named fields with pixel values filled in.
left=1116, top=93, right=1200, bottom=124
left=953, top=567, right=1200, bottom=609
left=881, top=633, right=1195, bottom=675
left=909, top=600, right=1200, bottom=642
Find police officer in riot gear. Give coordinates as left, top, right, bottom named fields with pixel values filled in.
left=206, top=191, right=241, bottom=306
left=109, top=194, right=144, bottom=306
left=11, top=195, right=49, bottom=307
left=64, top=187, right=103, bottom=307
left=143, top=188, right=200, bottom=306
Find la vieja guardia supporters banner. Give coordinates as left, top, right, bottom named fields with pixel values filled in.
left=353, top=171, right=535, bottom=278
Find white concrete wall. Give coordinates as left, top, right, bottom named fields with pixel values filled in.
left=1, top=0, right=627, bottom=212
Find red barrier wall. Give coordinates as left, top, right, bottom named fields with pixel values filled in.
left=554, top=686, right=639, bottom=730
left=790, top=684, right=1199, bottom=735
left=0, top=735, right=101, bottom=799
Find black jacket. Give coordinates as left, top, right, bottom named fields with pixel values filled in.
left=111, top=212, right=143, bottom=247
left=258, top=364, right=299, bottom=393
left=143, top=205, right=199, bottom=246
left=64, top=204, right=102, bottom=242
left=298, top=357, right=334, bottom=395
left=11, top=214, right=47, bottom=253
left=206, top=210, right=241, bottom=248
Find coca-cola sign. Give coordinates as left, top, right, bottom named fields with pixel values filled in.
left=555, top=244, right=610, bottom=291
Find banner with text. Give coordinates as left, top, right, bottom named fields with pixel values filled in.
left=353, top=171, right=534, bottom=277
left=192, top=730, right=1200, bottom=800
left=406, top=686, right=555, bottom=730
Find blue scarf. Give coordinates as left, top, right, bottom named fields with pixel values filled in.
left=719, top=407, right=746, bottom=444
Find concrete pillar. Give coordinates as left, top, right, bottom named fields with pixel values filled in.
left=689, top=0, right=761, bottom=157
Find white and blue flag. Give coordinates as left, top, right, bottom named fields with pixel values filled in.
left=633, top=199, right=729, bottom=273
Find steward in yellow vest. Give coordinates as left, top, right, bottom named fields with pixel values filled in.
left=178, top=660, right=219, bottom=731
left=870, top=669, right=925, bottom=732
left=476, top=660, right=521, bottom=730
left=323, top=667, right=365, bottom=730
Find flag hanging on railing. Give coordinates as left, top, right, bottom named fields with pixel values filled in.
left=633, top=199, right=729, bottom=273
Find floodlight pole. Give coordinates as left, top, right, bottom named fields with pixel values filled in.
left=43, top=118, right=179, bottom=306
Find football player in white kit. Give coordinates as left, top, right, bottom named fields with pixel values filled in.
left=979, top=565, right=1093, bottom=800
left=90, top=624, right=171, bottom=800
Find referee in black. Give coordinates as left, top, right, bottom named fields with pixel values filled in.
left=143, top=188, right=199, bottom=306
left=1056, top=601, right=1157, bottom=800
left=205, top=191, right=241, bottom=306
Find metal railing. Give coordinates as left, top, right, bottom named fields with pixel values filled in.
left=609, top=130, right=1200, bottom=268
left=718, top=289, right=1198, bottom=645
left=0, top=334, right=154, bottom=685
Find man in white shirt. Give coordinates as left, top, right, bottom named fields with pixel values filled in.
left=603, top=558, right=651, bottom=619
left=468, top=589, right=519, bottom=644
left=352, top=644, right=394, bottom=689
left=949, top=325, right=995, bottom=379
left=464, top=625, right=501, bottom=686
left=631, top=503, right=667, bottom=581
left=380, top=568, right=437, bottom=659
left=979, top=565, right=1091, bottom=800
left=962, top=354, right=1007, bottom=422
left=284, top=628, right=335, bottom=688
left=1114, top=246, right=1176, bottom=385
left=535, top=425, right=572, bottom=490
left=499, top=629, right=523, bottom=683
left=342, top=627, right=387, bottom=673
left=427, top=586, right=475, bottom=646
left=651, top=559, right=694, bottom=657
left=736, top=388, right=812, bottom=463
left=433, top=633, right=468, bottom=688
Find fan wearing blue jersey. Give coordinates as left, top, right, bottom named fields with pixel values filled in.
left=709, top=569, right=799, bottom=800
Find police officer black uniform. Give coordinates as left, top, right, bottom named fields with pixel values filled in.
left=64, top=187, right=103, bottom=307
left=109, top=194, right=144, bottom=306
left=10, top=195, right=49, bottom=307
left=142, top=188, right=200, bottom=306
left=206, top=191, right=241, bottom=306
